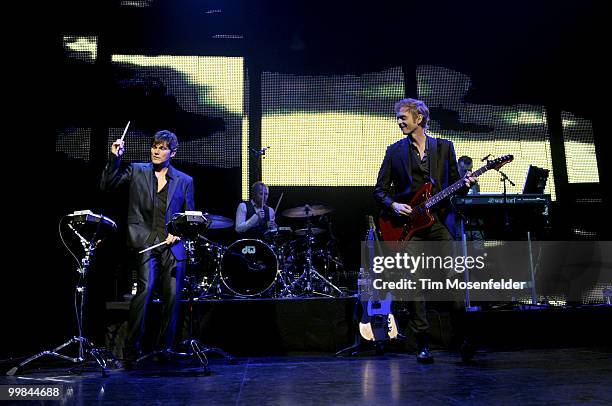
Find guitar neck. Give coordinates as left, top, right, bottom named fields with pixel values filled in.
left=424, top=165, right=490, bottom=209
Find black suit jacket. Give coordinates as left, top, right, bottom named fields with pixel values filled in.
left=100, top=157, right=195, bottom=260
left=373, top=136, right=463, bottom=237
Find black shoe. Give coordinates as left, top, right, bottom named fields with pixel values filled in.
left=459, top=339, right=476, bottom=362
left=122, top=358, right=134, bottom=370
left=416, top=347, right=434, bottom=364
left=122, top=349, right=138, bottom=371
left=121, top=347, right=142, bottom=371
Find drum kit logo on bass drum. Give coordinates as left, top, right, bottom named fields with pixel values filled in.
left=168, top=204, right=346, bottom=300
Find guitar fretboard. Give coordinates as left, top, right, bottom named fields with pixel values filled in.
left=423, top=165, right=490, bottom=209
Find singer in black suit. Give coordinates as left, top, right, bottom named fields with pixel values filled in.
left=100, top=130, right=195, bottom=362
left=373, top=98, right=475, bottom=363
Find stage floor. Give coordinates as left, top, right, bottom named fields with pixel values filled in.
left=2, top=348, right=611, bottom=405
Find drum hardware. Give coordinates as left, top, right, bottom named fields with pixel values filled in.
left=7, top=211, right=120, bottom=377
left=194, top=235, right=233, bottom=300
left=168, top=211, right=234, bottom=299
left=264, top=226, right=293, bottom=242
left=136, top=212, right=233, bottom=372
left=294, top=227, right=325, bottom=236
left=280, top=205, right=345, bottom=298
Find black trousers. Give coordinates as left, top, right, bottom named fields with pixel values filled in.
left=127, top=239, right=185, bottom=353
left=408, top=219, right=453, bottom=345
left=404, top=220, right=468, bottom=347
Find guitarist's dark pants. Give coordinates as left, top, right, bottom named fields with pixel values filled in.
left=404, top=220, right=471, bottom=349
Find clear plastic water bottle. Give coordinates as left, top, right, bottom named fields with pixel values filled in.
left=357, top=267, right=367, bottom=299
left=603, top=287, right=612, bottom=305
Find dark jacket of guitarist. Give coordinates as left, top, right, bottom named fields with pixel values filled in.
left=374, top=132, right=464, bottom=239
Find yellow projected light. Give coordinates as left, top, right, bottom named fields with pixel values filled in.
left=111, top=55, right=245, bottom=170
left=63, top=36, right=97, bottom=62
left=450, top=136, right=556, bottom=199
left=241, top=114, right=250, bottom=199
left=112, top=55, right=243, bottom=114
left=562, top=112, right=599, bottom=184
left=262, top=113, right=556, bottom=199
left=261, top=67, right=557, bottom=200
left=262, top=112, right=403, bottom=186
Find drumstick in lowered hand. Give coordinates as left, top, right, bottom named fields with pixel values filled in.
left=138, top=240, right=167, bottom=254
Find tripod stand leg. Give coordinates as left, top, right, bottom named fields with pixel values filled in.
left=7, top=337, right=115, bottom=377
left=81, top=338, right=111, bottom=376
left=335, top=339, right=380, bottom=357
left=308, top=269, right=345, bottom=297
left=6, top=338, right=80, bottom=376
left=275, top=268, right=297, bottom=297
left=189, top=340, right=210, bottom=372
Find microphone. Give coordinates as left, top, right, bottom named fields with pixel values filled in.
left=481, top=154, right=492, bottom=162
left=249, top=146, right=271, bottom=157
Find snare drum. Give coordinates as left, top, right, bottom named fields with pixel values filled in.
left=221, top=239, right=279, bottom=296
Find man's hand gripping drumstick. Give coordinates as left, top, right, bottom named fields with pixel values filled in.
left=138, top=234, right=181, bottom=254
left=111, top=121, right=131, bottom=157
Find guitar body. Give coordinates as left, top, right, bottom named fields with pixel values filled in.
left=378, top=183, right=436, bottom=241
left=358, top=217, right=399, bottom=343
left=377, top=154, right=514, bottom=241
left=358, top=293, right=399, bottom=341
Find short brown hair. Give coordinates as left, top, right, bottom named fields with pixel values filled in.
left=153, top=130, right=178, bottom=151
left=394, top=98, right=430, bottom=129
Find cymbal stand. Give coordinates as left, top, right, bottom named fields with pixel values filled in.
left=7, top=222, right=118, bottom=377
left=288, top=213, right=345, bottom=297
left=135, top=238, right=233, bottom=373
left=274, top=240, right=296, bottom=297
left=321, top=216, right=345, bottom=285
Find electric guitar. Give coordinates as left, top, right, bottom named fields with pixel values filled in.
left=378, top=155, right=513, bottom=241
left=358, top=215, right=399, bottom=341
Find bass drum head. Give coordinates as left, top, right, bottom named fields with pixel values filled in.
left=221, top=239, right=278, bottom=296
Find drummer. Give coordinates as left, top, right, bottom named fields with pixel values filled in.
left=235, top=181, right=277, bottom=239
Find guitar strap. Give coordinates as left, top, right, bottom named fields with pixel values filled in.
left=403, top=138, right=413, bottom=186
left=427, top=135, right=439, bottom=192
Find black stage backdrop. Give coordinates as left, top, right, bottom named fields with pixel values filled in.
left=3, top=0, right=608, bottom=359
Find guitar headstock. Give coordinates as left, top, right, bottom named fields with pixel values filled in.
left=365, top=215, right=376, bottom=241
left=485, top=154, right=513, bottom=170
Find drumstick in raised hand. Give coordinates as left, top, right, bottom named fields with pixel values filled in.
left=120, top=120, right=131, bottom=141
left=138, top=240, right=167, bottom=254
left=274, top=192, right=284, bottom=214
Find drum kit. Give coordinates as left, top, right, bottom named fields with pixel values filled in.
left=172, top=204, right=346, bottom=300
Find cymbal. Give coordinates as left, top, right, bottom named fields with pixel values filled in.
left=294, top=227, right=326, bottom=236
left=205, top=214, right=234, bottom=229
left=281, top=204, right=334, bottom=218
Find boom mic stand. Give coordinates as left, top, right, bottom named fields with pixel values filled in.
left=497, top=168, right=515, bottom=232
left=7, top=212, right=119, bottom=377
left=495, top=167, right=543, bottom=308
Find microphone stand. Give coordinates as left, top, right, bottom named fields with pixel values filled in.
left=497, top=169, right=515, bottom=232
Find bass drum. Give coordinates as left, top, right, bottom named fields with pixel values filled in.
left=221, top=239, right=279, bottom=296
